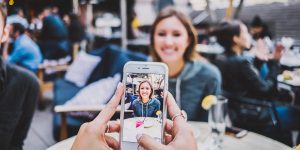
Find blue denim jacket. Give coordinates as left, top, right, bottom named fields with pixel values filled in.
left=132, top=98, right=160, bottom=117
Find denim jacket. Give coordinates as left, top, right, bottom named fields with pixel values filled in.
left=132, top=98, right=160, bottom=117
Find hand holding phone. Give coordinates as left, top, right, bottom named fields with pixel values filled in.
left=137, top=92, right=198, bottom=150
left=71, top=83, right=124, bottom=150
left=120, top=61, right=168, bottom=149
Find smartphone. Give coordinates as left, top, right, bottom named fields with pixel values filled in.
left=120, top=61, right=168, bottom=150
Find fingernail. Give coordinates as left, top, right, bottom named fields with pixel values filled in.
left=136, top=134, right=142, bottom=141
left=117, top=82, right=122, bottom=89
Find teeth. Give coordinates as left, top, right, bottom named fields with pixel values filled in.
left=163, top=49, right=176, bottom=54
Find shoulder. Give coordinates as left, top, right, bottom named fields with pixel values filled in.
left=7, top=64, right=39, bottom=87
left=194, top=60, right=221, bottom=81
left=151, top=98, right=160, bottom=104
left=227, top=55, right=250, bottom=64
left=132, top=99, right=139, bottom=105
left=215, top=54, right=250, bottom=69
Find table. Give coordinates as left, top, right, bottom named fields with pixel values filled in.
left=47, top=122, right=290, bottom=150
left=280, top=52, right=300, bottom=69
left=122, top=117, right=161, bottom=142
left=196, top=44, right=224, bottom=55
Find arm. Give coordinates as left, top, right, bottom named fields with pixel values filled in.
left=240, top=59, right=275, bottom=95
left=11, top=73, right=39, bottom=149
left=2, top=38, right=10, bottom=60
left=6, top=47, right=25, bottom=64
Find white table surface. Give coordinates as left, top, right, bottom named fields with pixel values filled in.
left=280, top=52, right=300, bottom=67
left=122, top=117, right=162, bottom=142
left=47, top=121, right=291, bottom=150
left=196, top=44, right=224, bottom=54
left=277, top=74, right=300, bottom=87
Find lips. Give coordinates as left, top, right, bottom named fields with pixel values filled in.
left=141, top=93, right=148, bottom=96
left=161, top=48, right=177, bottom=55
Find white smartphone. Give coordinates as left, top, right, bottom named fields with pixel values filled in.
left=120, top=61, right=168, bottom=150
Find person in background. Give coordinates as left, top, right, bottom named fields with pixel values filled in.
left=63, top=13, right=86, bottom=44
left=150, top=6, right=221, bottom=121
left=155, top=88, right=164, bottom=109
left=132, top=80, right=160, bottom=117
left=248, top=15, right=283, bottom=80
left=38, top=6, right=70, bottom=60
left=71, top=83, right=197, bottom=150
left=0, top=3, right=40, bottom=150
left=213, top=20, right=282, bottom=99
left=7, top=6, right=28, bottom=28
left=3, top=23, right=42, bottom=72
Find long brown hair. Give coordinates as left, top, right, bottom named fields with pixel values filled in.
left=150, top=6, right=198, bottom=62
left=138, top=80, right=154, bottom=100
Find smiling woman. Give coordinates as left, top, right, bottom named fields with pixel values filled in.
left=149, top=6, right=222, bottom=121
left=132, top=80, right=160, bottom=117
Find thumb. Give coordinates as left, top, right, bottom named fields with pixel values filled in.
left=137, top=134, right=165, bottom=150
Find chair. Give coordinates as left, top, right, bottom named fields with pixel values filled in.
left=275, top=104, right=300, bottom=146
left=225, top=93, right=278, bottom=135
left=37, top=41, right=85, bottom=109
left=53, top=44, right=147, bottom=141
left=37, top=64, right=69, bottom=105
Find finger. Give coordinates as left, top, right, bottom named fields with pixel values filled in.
left=164, top=133, right=173, bottom=145
left=137, top=134, right=166, bottom=150
left=166, top=92, right=181, bottom=118
left=165, top=119, right=173, bottom=135
left=93, top=82, right=124, bottom=127
left=166, top=92, right=186, bottom=124
left=107, top=121, right=120, bottom=133
left=105, top=135, right=119, bottom=150
left=166, top=92, right=186, bottom=135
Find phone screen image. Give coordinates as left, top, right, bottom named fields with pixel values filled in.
left=122, top=72, right=166, bottom=143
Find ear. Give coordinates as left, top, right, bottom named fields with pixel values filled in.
left=1, top=25, right=9, bottom=43
left=232, top=35, right=239, bottom=45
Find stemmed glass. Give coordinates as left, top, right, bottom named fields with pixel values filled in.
left=207, top=96, right=228, bottom=150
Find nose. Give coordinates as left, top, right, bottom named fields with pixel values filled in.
left=164, top=35, right=174, bottom=46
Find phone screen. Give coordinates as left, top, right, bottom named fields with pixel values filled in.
left=122, top=72, right=166, bottom=144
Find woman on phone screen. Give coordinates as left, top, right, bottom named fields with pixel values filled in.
left=132, top=80, right=160, bottom=117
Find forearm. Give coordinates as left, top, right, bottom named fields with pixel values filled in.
left=2, top=41, right=9, bottom=60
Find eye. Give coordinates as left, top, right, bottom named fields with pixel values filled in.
left=173, top=32, right=181, bottom=37
left=157, top=32, right=166, bottom=36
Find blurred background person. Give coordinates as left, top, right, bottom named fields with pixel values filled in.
left=6, top=6, right=28, bottom=29
left=38, top=6, right=70, bottom=60
left=0, top=3, right=40, bottom=150
left=3, top=23, right=42, bottom=73
left=248, top=15, right=284, bottom=80
left=213, top=20, right=281, bottom=100
left=63, top=13, right=86, bottom=45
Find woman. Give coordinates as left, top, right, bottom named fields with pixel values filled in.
left=150, top=6, right=221, bottom=121
left=132, top=80, right=160, bottom=117
left=213, top=20, right=281, bottom=99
